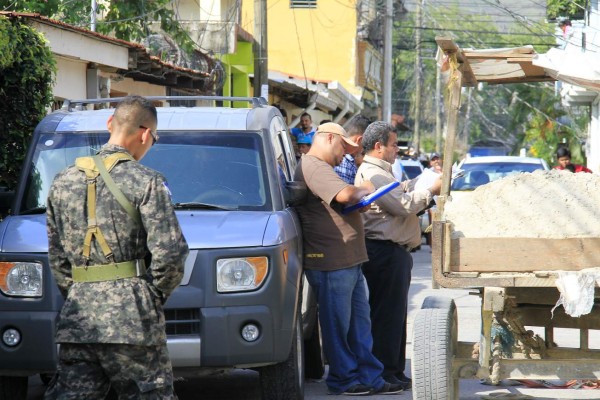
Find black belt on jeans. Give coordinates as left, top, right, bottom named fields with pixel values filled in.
left=366, top=238, right=412, bottom=252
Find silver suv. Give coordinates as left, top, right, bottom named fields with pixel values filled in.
left=0, top=96, right=321, bottom=399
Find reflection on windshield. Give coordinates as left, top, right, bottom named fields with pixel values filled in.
left=451, top=162, right=544, bottom=191
left=21, top=132, right=271, bottom=213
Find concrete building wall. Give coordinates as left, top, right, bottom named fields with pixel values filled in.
left=103, top=75, right=167, bottom=98
left=53, top=57, right=88, bottom=100
left=241, top=0, right=361, bottom=97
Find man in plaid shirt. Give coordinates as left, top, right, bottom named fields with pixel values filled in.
left=334, top=115, right=371, bottom=184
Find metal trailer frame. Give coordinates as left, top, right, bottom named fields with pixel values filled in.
left=412, top=37, right=600, bottom=400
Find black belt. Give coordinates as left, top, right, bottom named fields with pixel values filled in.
left=365, top=238, right=412, bottom=252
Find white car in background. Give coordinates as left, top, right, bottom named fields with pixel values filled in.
left=450, top=155, right=550, bottom=201
left=392, top=158, right=425, bottom=182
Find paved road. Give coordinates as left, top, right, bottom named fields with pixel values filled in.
left=28, top=246, right=600, bottom=399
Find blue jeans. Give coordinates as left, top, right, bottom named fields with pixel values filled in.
left=305, top=265, right=385, bottom=394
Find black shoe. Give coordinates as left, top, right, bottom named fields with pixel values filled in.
left=396, top=373, right=411, bottom=383
left=332, top=384, right=372, bottom=396
left=372, top=382, right=404, bottom=395
left=384, top=375, right=412, bottom=390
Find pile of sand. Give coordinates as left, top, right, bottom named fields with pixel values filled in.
left=443, top=169, right=600, bottom=238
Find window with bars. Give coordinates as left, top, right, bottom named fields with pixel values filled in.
left=290, top=0, right=316, bottom=9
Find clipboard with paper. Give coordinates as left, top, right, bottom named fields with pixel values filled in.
left=341, top=181, right=400, bottom=214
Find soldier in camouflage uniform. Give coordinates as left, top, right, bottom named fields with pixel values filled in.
left=45, top=96, right=189, bottom=399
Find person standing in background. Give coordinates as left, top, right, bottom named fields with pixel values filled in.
left=296, top=135, right=312, bottom=157
left=290, top=112, right=315, bottom=143
left=559, top=19, right=574, bottom=43
left=554, top=147, right=592, bottom=173
left=334, top=114, right=371, bottom=184
left=428, top=152, right=443, bottom=174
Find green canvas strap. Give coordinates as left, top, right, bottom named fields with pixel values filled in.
left=72, top=259, right=147, bottom=283
left=92, top=155, right=142, bottom=226
left=75, top=153, right=141, bottom=264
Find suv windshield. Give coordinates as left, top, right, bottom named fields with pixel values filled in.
left=451, top=161, right=544, bottom=191
left=20, top=131, right=271, bottom=213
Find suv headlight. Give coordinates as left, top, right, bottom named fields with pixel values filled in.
left=0, top=262, right=43, bottom=297
left=216, top=257, right=268, bottom=293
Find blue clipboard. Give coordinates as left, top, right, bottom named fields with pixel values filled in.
left=342, top=181, right=400, bottom=214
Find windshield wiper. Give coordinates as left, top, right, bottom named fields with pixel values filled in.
left=174, top=202, right=237, bottom=211
left=19, top=206, right=47, bottom=215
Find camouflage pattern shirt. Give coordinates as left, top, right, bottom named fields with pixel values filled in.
left=47, top=144, right=189, bottom=346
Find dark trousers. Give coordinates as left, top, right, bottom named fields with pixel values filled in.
left=362, top=239, right=412, bottom=379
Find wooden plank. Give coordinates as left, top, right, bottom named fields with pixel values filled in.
left=443, top=222, right=452, bottom=273
left=435, top=36, right=459, bottom=53
left=435, top=36, right=477, bottom=86
left=484, top=76, right=555, bottom=84
left=463, top=48, right=535, bottom=58
left=519, top=62, right=548, bottom=77
left=439, top=69, right=462, bottom=207
left=450, top=237, right=600, bottom=272
left=506, top=57, right=535, bottom=63
left=499, top=359, right=600, bottom=380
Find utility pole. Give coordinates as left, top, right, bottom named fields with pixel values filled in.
left=91, top=0, right=97, bottom=32
left=413, top=0, right=423, bottom=155
left=254, top=0, right=268, bottom=100
left=382, top=0, right=393, bottom=122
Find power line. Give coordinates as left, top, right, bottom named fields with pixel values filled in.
left=399, top=25, right=555, bottom=37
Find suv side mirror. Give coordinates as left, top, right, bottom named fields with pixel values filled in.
left=284, top=181, right=307, bottom=206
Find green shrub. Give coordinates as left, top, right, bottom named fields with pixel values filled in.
left=0, top=16, right=55, bottom=189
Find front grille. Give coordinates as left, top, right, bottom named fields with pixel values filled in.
left=165, top=308, right=200, bottom=335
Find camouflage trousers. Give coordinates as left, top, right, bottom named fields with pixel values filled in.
left=44, top=342, right=177, bottom=400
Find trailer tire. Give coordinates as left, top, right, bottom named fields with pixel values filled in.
left=412, top=301, right=458, bottom=400
left=422, top=295, right=456, bottom=312
left=0, top=376, right=27, bottom=400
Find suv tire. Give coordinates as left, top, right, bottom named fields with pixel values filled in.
left=0, top=376, right=27, bottom=400
left=259, top=305, right=304, bottom=399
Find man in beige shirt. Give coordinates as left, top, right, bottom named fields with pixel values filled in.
left=355, top=121, right=441, bottom=388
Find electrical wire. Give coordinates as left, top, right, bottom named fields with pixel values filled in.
left=292, top=7, right=309, bottom=92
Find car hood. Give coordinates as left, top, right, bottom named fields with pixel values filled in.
left=0, top=215, right=48, bottom=253
left=176, top=211, right=280, bottom=248
left=0, top=211, right=283, bottom=253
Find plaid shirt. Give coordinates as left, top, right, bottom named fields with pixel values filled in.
left=334, top=154, right=358, bottom=184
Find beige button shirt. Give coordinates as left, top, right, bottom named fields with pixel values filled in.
left=355, top=155, right=433, bottom=248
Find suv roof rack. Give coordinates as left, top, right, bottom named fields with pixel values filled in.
left=61, top=96, right=268, bottom=111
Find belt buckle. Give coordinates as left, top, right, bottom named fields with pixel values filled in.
left=135, top=259, right=146, bottom=276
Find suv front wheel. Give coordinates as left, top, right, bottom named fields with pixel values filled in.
left=258, top=304, right=304, bottom=399
left=0, top=376, right=27, bottom=400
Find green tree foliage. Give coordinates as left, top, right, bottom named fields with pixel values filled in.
left=0, top=0, right=195, bottom=53
left=0, top=16, right=55, bottom=189
left=547, top=0, right=587, bottom=20
left=392, top=2, right=589, bottom=164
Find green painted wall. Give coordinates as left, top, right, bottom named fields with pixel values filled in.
left=221, top=41, right=253, bottom=108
